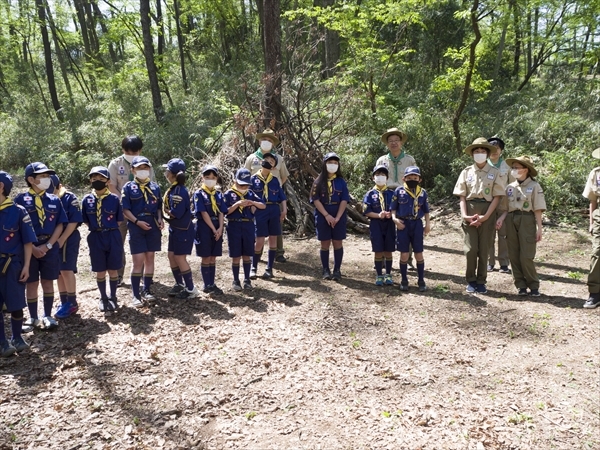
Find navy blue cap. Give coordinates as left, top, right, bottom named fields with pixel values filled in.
left=132, top=156, right=152, bottom=168
left=202, top=165, right=219, bottom=176
left=404, top=166, right=421, bottom=177
left=25, top=162, right=55, bottom=178
left=235, top=168, right=252, bottom=185
left=487, top=137, right=505, bottom=150
left=372, top=164, right=389, bottom=176
left=323, top=152, right=340, bottom=162
left=0, top=171, right=13, bottom=194
left=88, top=166, right=110, bottom=180
left=162, top=158, right=186, bottom=174
left=50, top=174, right=60, bottom=188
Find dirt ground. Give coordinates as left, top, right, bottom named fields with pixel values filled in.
left=1, top=208, right=599, bottom=450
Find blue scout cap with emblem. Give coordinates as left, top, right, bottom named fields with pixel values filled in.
left=202, top=165, right=219, bottom=176
left=0, top=171, right=13, bottom=194
left=88, top=166, right=110, bottom=179
left=132, top=156, right=152, bottom=168
left=404, top=166, right=421, bottom=177
left=162, top=158, right=186, bottom=174
left=235, top=168, right=252, bottom=185
left=323, top=152, right=340, bottom=162
left=372, top=164, right=389, bottom=176
left=25, top=162, right=55, bottom=178
left=487, top=137, right=505, bottom=150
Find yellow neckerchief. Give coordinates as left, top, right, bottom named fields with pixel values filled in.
left=93, top=188, right=110, bottom=226
left=28, top=188, right=46, bottom=227
left=136, top=178, right=157, bottom=204
left=327, top=175, right=336, bottom=202
left=201, top=183, right=218, bottom=215
left=162, top=181, right=178, bottom=218
left=255, top=169, right=273, bottom=201
left=374, top=184, right=387, bottom=211
left=231, top=186, right=247, bottom=213
left=0, top=197, right=14, bottom=212
left=403, top=182, right=423, bottom=217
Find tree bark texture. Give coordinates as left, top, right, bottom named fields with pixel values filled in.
left=35, top=0, right=62, bottom=115
left=262, top=0, right=282, bottom=129
left=140, top=0, right=164, bottom=121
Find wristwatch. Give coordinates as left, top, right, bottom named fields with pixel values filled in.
left=46, top=243, right=53, bottom=250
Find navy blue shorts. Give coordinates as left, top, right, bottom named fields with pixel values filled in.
left=168, top=225, right=195, bottom=255
left=59, top=230, right=80, bottom=273
left=88, top=229, right=123, bottom=272
left=255, top=204, right=282, bottom=237
left=227, top=221, right=255, bottom=258
left=195, top=219, right=223, bottom=257
left=369, top=219, right=396, bottom=253
left=0, top=257, right=26, bottom=311
left=396, top=219, right=424, bottom=253
left=315, top=205, right=347, bottom=241
left=128, top=219, right=162, bottom=255
left=28, top=245, right=60, bottom=282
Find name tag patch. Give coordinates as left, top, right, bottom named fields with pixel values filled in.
left=487, top=173, right=495, bottom=180
left=507, top=187, right=514, bottom=197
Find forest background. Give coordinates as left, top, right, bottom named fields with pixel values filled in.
left=0, top=0, right=599, bottom=227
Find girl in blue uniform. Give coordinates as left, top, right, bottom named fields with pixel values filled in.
left=162, top=158, right=199, bottom=299
left=193, top=165, right=228, bottom=295
left=122, top=156, right=164, bottom=308
left=363, top=165, right=396, bottom=286
left=250, top=153, right=287, bottom=279
left=49, top=174, right=83, bottom=319
left=0, top=172, right=36, bottom=356
left=310, top=152, right=349, bottom=281
left=82, top=167, right=124, bottom=313
left=224, top=168, right=266, bottom=291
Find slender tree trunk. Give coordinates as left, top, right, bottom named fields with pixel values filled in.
left=92, top=0, right=118, bottom=64
left=526, top=6, right=532, bottom=74
left=35, top=0, right=62, bottom=116
left=511, top=0, right=521, bottom=77
left=25, top=43, right=52, bottom=119
left=316, top=0, right=340, bottom=78
left=173, top=0, right=188, bottom=93
left=493, top=17, right=508, bottom=81
left=579, top=26, right=591, bottom=79
left=155, top=0, right=165, bottom=60
left=140, top=0, right=164, bottom=121
left=46, top=4, right=75, bottom=108
left=262, top=0, right=282, bottom=129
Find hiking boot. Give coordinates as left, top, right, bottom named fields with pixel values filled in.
left=0, top=340, right=16, bottom=358
left=331, top=270, right=342, bottom=281
left=375, top=275, right=384, bottom=286
left=131, top=296, right=145, bottom=308
left=10, top=336, right=30, bottom=353
left=249, top=267, right=257, bottom=280
left=322, top=268, right=332, bottom=280
left=583, top=293, right=600, bottom=309
left=263, top=268, right=274, bottom=279
left=243, top=279, right=253, bottom=290
left=466, top=283, right=477, bottom=293
left=177, top=286, right=200, bottom=299
left=529, top=289, right=540, bottom=297
left=54, top=301, right=78, bottom=319
left=384, top=274, right=394, bottom=285
left=232, top=280, right=243, bottom=292
left=275, top=255, right=287, bottom=263
left=40, top=316, right=58, bottom=330
left=476, top=284, right=487, bottom=294
left=498, top=266, right=511, bottom=274
left=210, top=285, right=224, bottom=296
left=202, top=285, right=214, bottom=294
left=167, top=284, right=185, bottom=297
left=518, top=288, right=528, bottom=296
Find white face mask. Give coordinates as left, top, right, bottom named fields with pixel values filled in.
left=326, top=163, right=338, bottom=174
left=135, top=170, right=150, bottom=180
left=37, top=178, right=52, bottom=191
left=374, top=175, right=387, bottom=186
left=511, top=168, right=527, bottom=179
left=203, top=179, right=217, bottom=189
left=260, top=140, right=273, bottom=152
left=473, top=153, right=487, bottom=164
left=124, top=154, right=136, bottom=163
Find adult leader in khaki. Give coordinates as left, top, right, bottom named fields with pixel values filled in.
left=376, top=128, right=416, bottom=189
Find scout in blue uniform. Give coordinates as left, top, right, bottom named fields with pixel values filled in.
left=48, top=174, right=83, bottom=319
left=391, top=166, right=431, bottom=291
left=363, top=165, right=396, bottom=286
left=161, top=158, right=199, bottom=300
left=193, top=165, right=228, bottom=295
left=82, top=167, right=124, bottom=313
left=224, top=168, right=266, bottom=291
left=250, top=153, right=288, bottom=279
left=310, top=152, right=349, bottom=281
left=0, top=172, right=36, bottom=356
left=121, top=156, right=164, bottom=308
left=15, top=163, right=68, bottom=332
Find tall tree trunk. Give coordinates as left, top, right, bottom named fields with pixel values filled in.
left=579, top=26, right=591, bottom=79
left=262, top=0, right=282, bottom=129
left=46, top=4, right=75, bottom=108
left=315, top=0, right=340, bottom=78
left=511, top=0, right=521, bottom=77
left=92, top=0, right=118, bottom=65
left=173, top=0, right=188, bottom=93
left=526, top=6, right=532, bottom=74
left=35, top=0, right=62, bottom=117
left=493, top=17, right=508, bottom=81
left=140, top=0, right=164, bottom=121
left=155, top=0, right=165, bottom=60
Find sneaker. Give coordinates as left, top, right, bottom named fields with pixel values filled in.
left=54, top=301, right=78, bottom=319
left=498, top=266, right=511, bottom=274
left=518, top=288, right=528, bottom=296
left=322, top=268, right=332, bottom=280
left=131, top=296, right=145, bottom=308
left=202, top=285, right=214, bottom=294
left=167, top=284, right=185, bottom=297
left=466, top=283, right=477, bottom=293
left=529, top=289, right=540, bottom=297
left=331, top=270, right=342, bottom=281
left=141, top=288, right=156, bottom=303
left=384, top=274, right=394, bottom=285
left=232, top=280, right=243, bottom=292
left=117, top=276, right=124, bottom=287
left=10, top=336, right=30, bottom=353
left=40, top=316, right=58, bottom=330
left=249, top=267, right=258, bottom=280
left=476, top=284, right=487, bottom=294
left=487, top=264, right=494, bottom=272
left=263, top=268, right=274, bottom=279
left=177, top=286, right=200, bottom=299
left=105, top=297, right=118, bottom=313
left=210, top=285, right=224, bottom=296
left=418, top=283, right=427, bottom=292
left=275, top=255, right=287, bottom=263
left=98, top=297, right=109, bottom=312
left=583, top=294, right=600, bottom=309
left=243, top=279, right=253, bottom=290
left=400, top=283, right=409, bottom=292
left=0, top=340, right=16, bottom=357
left=375, top=275, right=384, bottom=286
left=22, top=318, right=41, bottom=333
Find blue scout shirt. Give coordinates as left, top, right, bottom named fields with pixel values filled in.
left=164, top=184, right=192, bottom=230
left=250, top=172, right=287, bottom=203
left=82, top=191, right=124, bottom=231
left=193, top=187, right=228, bottom=220
left=58, top=191, right=83, bottom=225
left=363, top=187, right=395, bottom=216
left=310, top=177, right=350, bottom=206
left=0, top=203, right=37, bottom=256
left=390, top=185, right=430, bottom=220
left=121, top=180, right=162, bottom=217
left=224, top=188, right=263, bottom=220
left=14, top=191, right=68, bottom=237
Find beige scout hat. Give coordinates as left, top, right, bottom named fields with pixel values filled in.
left=592, top=148, right=600, bottom=159
left=505, top=155, right=538, bottom=177
left=256, top=128, right=280, bottom=146
left=381, top=128, right=408, bottom=144
left=464, top=137, right=496, bottom=156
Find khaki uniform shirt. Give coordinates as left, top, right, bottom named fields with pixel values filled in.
left=375, top=154, right=416, bottom=189
left=490, top=159, right=514, bottom=212
left=244, top=153, right=289, bottom=183
left=582, top=167, right=600, bottom=202
left=453, top=164, right=506, bottom=201
left=108, top=155, right=156, bottom=192
left=501, top=178, right=546, bottom=212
